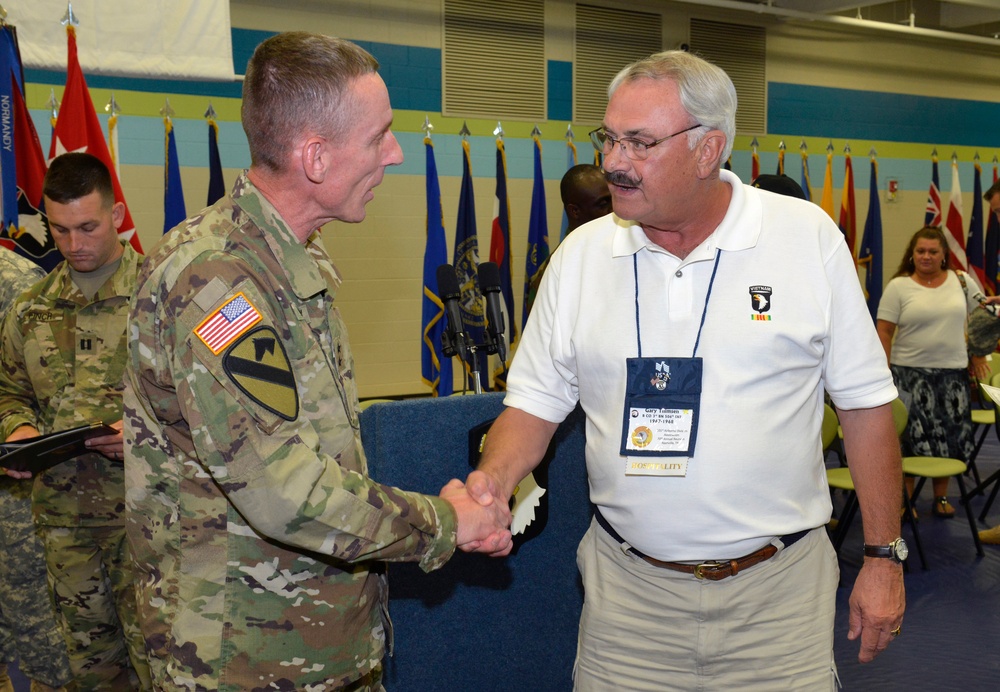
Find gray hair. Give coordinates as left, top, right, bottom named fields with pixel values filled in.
left=242, top=32, right=380, bottom=172
left=608, top=50, right=737, bottom=164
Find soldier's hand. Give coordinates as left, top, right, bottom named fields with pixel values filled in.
left=440, top=478, right=512, bottom=556
left=85, top=420, right=125, bottom=462
left=3, top=424, right=40, bottom=479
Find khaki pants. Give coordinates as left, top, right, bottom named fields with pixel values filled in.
left=574, top=520, right=839, bottom=691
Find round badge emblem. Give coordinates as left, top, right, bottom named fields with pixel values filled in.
left=631, top=426, right=653, bottom=448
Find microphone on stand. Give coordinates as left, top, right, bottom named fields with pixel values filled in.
left=478, top=261, right=507, bottom=365
left=436, top=264, right=470, bottom=365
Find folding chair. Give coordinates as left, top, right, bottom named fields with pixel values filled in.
left=827, top=399, right=925, bottom=567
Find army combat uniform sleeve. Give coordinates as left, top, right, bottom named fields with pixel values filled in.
left=0, top=296, right=42, bottom=439
left=126, top=211, right=457, bottom=574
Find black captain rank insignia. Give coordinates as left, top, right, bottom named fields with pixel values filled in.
left=223, top=326, right=299, bottom=420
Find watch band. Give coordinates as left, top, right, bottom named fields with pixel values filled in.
left=863, top=544, right=894, bottom=558
left=863, top=537, right=907, bottom=562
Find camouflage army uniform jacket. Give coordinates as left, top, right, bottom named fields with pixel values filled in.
left=124, top=172, right=458, bottom=691
left=0, top=244, right=141, bottom=526
left=0, top=248, right=46, bottom=312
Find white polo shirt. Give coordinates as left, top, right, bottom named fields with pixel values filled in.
left=505, top=169, right=896, bottom=560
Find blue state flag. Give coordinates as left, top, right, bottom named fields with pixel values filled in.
left=163, top=118, right=187, bottom=233
left=800, top=151, right=812, bottom=202
left=986, top=168, right=999, bottom=294
left=453, top=139, right=487, bottom=390
left=207, top=119, right=225, bottom=205
left=523, top=136, right=549, bottom=329
left=968, top=160, right=986, bottom=290
left=421, top=138, right=452, bottom=396
left=559, top=140, right=577, bottom=243
left=858, top=159, right=883, bottom=321
left=1, top=25, right=23, bottom=238
left=490, top=140, right=517, bottom=389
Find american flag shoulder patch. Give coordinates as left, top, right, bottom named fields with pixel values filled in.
left=194, top=292, right=264, bottom=354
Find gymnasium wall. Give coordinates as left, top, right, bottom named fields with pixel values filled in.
left=21, top=0, right=1000, bottom=396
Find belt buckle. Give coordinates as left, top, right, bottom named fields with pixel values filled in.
left=694, top=561, right=723, bottom=580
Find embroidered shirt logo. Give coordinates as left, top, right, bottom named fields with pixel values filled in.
left=195, top=293, right=263, bottom=354
left=749, top=285, right=772, bottom=315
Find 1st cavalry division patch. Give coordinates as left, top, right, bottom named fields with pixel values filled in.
left=223, top=326, right=299, bottom=421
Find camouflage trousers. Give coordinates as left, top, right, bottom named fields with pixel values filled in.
left=0, top=478, right=72, bottom=687
left=39, top=524, right=152, bottom=691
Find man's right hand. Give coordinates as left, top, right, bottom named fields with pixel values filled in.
left=2, top=425, right=40, bottom=479
left=440, top=478, right=513, bottom=557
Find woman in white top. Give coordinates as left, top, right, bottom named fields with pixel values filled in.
left=876, top=226, right=990, bottom=517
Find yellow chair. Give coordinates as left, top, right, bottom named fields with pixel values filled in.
left=968, top=372, right=1000, bottom=522
left=967, top=354, right=1000, bottom=485
left=827, top=399, right=925, bottom=566
left=902, top=454, right=984, bottom=557
left=359, top=398, right=394, bottom=411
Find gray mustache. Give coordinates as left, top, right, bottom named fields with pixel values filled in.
left=605, top=171, right=640, bottom=187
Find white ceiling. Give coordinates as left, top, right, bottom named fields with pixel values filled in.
left=731, top=0, right=1000, bottom=37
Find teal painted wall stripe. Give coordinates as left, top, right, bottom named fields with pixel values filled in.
left=769, top=82, right=1000, bottom=147
left=26, top=29, right=441, bottom=113
left=548, top=60, right=572, bottom=122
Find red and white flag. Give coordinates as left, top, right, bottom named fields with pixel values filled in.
left=944, top=157, right=967, bottom=272
left=49, top=27, right=141, bottom=252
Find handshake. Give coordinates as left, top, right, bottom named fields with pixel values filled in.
left=439, top=470, right=515, bottom=557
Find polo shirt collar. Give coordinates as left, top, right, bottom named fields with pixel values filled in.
left=611, top=169, right=762, bottom=260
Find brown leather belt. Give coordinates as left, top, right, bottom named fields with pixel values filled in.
left=594, top=508, right=809, bottom=581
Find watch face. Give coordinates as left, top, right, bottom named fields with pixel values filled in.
left=893, top=538, right=909, bottom=561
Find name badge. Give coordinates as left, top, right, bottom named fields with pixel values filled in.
left=620, top=357, right=702, bottom=476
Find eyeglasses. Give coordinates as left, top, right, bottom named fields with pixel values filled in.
left=589, top=123, right=703, bottom=161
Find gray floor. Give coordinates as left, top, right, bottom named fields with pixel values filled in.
left=831, top=416, right=1000, bottom=691
left=9, top=419, right=1000, bottom=690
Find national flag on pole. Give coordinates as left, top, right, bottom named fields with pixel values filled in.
left=559, top=138, right=577, bottom=243
left=0, top=24, right=60, bottom=271
left=523, top=135, right=548, bottom=329
left=421, top=137, right=452, bottom=397
left=490, top=139, right=517, bottom=389
left=838, top=152, right=856, bottom=261
left=858, top=157, right=883, bottom=322
left=985, top=162, right=999, bottom=294
left=49, top=26, right=141, bottom=252
left=800, top=150, right=812, bottom=202
left=751, top=148, right=760, bottom=182
left=776, top=147, right=785, bottom=175
left=820, top=150, right=835, bottom=221
left=925, top=153, right=942, bottom=227
left=968, top=158, right=986, bottom=290
left=453, top=139, right=486, bottom=390
left=207, top=119, right=225, bottom=205
left=944, top=157, right=967, bottom=271
left=163, top=117, right=186, bottom=234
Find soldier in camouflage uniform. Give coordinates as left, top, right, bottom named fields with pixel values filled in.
left=0, top=249, right=73, bottom=692
left=0, top=154, right=151, bottom=691
left=123, top=32, right=511, bottom=691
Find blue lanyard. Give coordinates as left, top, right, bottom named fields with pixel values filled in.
left=633, top=250, right=721, bottom=358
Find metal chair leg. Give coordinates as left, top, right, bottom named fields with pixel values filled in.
left=901, top=486, right=927, bottom=570
left=955, top=474, right=985, bottom=557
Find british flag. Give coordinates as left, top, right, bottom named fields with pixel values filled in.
left=924, top=154, right=942, bottom=227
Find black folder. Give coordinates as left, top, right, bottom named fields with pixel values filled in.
left=0, top=422, right=119, bottom=474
